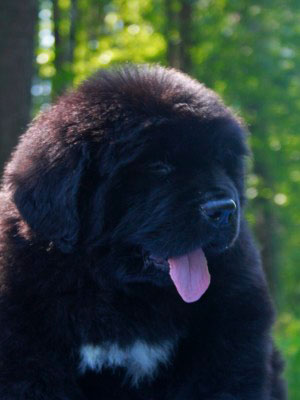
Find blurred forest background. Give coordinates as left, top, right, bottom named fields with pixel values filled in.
left=0, top=0, right=300, bottom=397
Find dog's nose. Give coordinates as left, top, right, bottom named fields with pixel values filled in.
left=200, top=198, right=236, bottom=225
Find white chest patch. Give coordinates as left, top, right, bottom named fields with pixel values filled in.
left=79, top=340, right=174, bottom=386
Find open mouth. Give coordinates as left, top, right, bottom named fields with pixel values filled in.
left=144, top=248, right=211, bottom=304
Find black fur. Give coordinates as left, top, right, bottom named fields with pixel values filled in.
left=0, top=65, right=286, bottom=399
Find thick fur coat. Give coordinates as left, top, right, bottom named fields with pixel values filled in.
left=0, top=65, right=286, bottom=399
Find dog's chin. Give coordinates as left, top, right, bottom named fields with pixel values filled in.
left=120, top=233, right=239, bottom=303
left=139, top=235, right=237, bottom=287
left=120, top=224, right=240, bottom=300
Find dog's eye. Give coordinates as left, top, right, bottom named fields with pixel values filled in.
left=149, top=161, right=174, bottom=176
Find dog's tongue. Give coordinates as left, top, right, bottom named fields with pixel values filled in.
left=168, top=248, right=210, bottom=303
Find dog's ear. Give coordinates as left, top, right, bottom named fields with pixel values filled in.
left=6, top=137, right=90, bottom=253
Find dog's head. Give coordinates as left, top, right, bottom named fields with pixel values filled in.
left=4, top=65, right=248, bottom=302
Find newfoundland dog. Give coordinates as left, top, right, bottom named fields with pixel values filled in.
left=0, top=65, right=286, bottom=399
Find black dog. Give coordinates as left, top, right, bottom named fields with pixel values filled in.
left=0, top=65, right=286, bottom=399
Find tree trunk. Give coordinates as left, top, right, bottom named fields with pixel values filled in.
left=178, top=0, right=193, bottom=73
left=53, top=0, right=78, bottom=98
left=165, top=0, right=194, bottom=72
left=68, top=0, right=78, bottom=64
left=0, top=0, right=37, bottom=173
left=53, top=0, right=63, bottom=75
left=165, top=0, right=181, bottom=69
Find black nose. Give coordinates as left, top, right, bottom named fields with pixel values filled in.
left=200, top=198, right=237, bottom=225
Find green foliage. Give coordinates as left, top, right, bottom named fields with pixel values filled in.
left=276, top=314, right=300, bottom=399
left=33, top=0, right=300, bottom=396
left=71, top=0, right=165, bottom=83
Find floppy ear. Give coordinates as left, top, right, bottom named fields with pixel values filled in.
left=8, top=141, right=90, bottom=253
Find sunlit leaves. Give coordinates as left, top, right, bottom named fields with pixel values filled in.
left=276, top=314, right=300, bottom=400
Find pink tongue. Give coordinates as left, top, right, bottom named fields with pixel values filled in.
left=168, top=248, right=210, bottom=303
